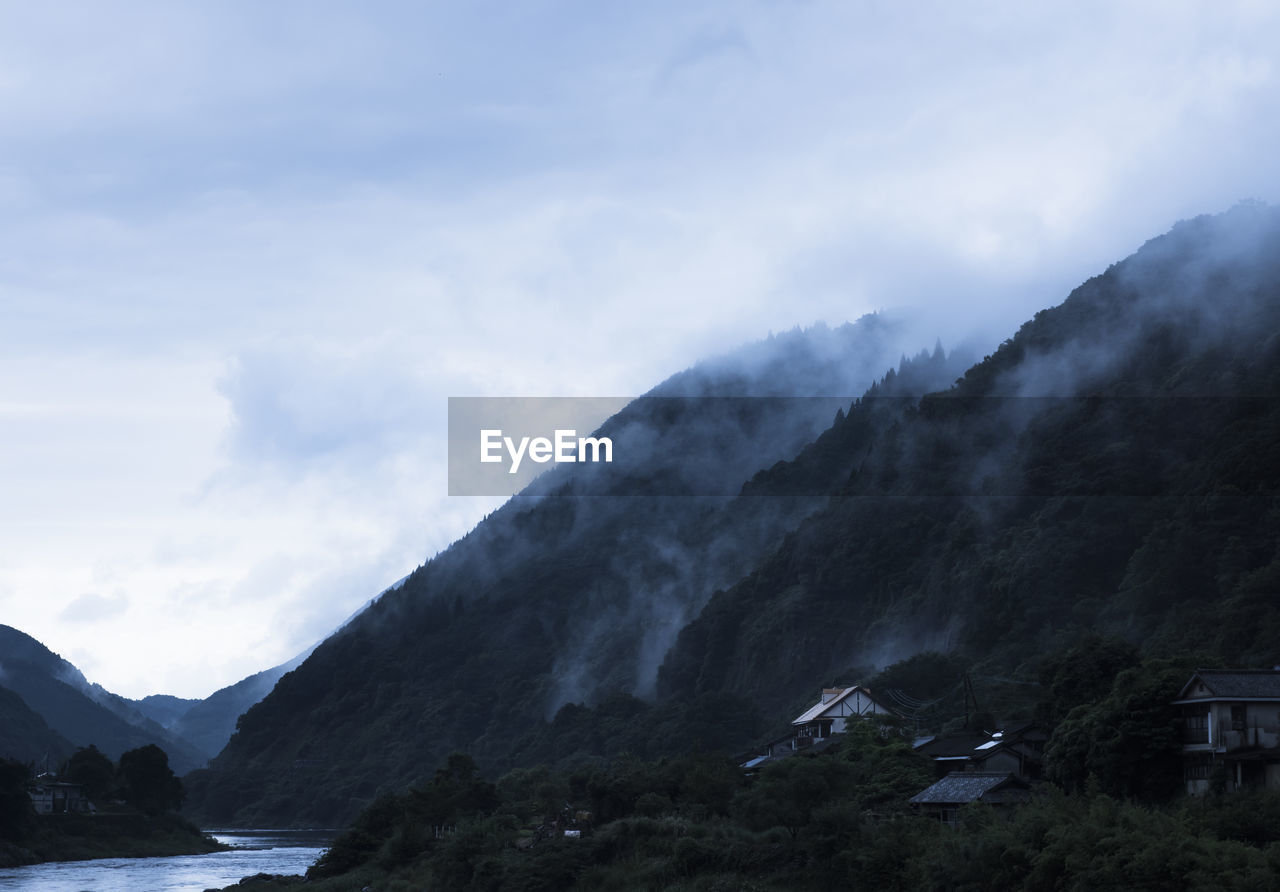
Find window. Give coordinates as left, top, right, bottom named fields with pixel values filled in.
left=1184, top=754, right=1214, bottom=780
left=1182, top=712, right=1209, bottom=744
left=1231, top=705, right=1247, bottom=731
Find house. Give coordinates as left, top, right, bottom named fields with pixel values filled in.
left=970, top=733, right=1044, bottom=780
left=909, top=772, right=1031, bottom=826
left=790, top=685, right=896, bottom=745
left=913, top=732, right=992, bottom=777
left=737, top=685, right=897, bottom=769
left=28, top=776, right=89, bottom=815
left=912, top=723, right=1046, bottom=781
left=1173, top=668, right=1280, bottom=795
left=738, top=730, right=811, bottom=770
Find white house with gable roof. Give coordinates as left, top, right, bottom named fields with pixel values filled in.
left=791, top=685, right=896, bottom=746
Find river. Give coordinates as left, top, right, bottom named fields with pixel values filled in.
left=0, top=830, right=333, bottom=892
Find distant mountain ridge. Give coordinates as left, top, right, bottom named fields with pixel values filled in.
left=0, top=625, right=211, bottom=773
left=164, top=578, right=405, bottom=758
left=132, top=694, right=200, bottom=729
left=0, top=573, right=405, bottom=773
left=162, top=650, right=311, bottom=759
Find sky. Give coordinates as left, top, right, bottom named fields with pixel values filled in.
left=2, top=0, right=1279, bottom=699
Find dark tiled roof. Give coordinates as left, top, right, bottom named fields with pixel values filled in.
left=909, top=772, right=1026, bottom=805
left=1000, top=721, right=1047, bottom=739
left=1183, top=670, right=1280, bottom=700
left=913, top=733, right=990, bottom=757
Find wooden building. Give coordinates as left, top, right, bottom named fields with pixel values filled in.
left=790, top=685, right=896, bottom=745
left=909, top=772, right=1031, bottom=826
left=1174, top=669, right=1280, bottom=795
left=28, top=776, right=89, bottom=814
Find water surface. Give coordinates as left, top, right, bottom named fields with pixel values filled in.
left=0, top=829, right=332, bottom=892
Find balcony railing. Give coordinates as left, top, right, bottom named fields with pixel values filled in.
left=1182, top=727, right=1209, bottom=745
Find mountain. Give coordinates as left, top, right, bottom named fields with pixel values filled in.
left=0, top=684, right=74, bottom=767
left=131, top=694, right=200, bottom=729
left=189, top=202, right=1280, bottom=830
left=657, top=201, right=1280, bottom=716
left=125, top=589, right=385, bottom=761
left=0, top=625, right=212, bottom=773
left=165, top=651, right=312, bottom=759
left=150, top=584, right=398, bottom=759
left=186, top=315, right=959, bottom=827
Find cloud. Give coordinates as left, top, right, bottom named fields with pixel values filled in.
left=2, top=0, right=1280, bottom=698
left=656, top=23, right=754, bottom=89
left=59, top=593, right=129, bottom=624
left=216, top=340, right=440, bottom=470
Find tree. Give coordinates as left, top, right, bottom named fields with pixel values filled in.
left=1043, top=659, right=1187, bottom=800
left=117, top=745, right=184, bottom=815
left=0, top=757, right=33, bottom=838
left=1037, top=634, right=1140, bottom=728
left=733, top=724, right=932, bottom=839
left=63, top=745, right=115, bottom=802
left=407, top=752, right=498, bottom=825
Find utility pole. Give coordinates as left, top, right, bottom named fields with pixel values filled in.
left=962, top=672, right=980, bottom=730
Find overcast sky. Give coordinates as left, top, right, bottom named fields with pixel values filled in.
left=2, top=0, right=1279, bottom=700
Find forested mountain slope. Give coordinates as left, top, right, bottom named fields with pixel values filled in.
left=190, top=203, right=1280, bottom=830
left=165, top=655, right=307, bottom=760
left=658, top=202, right=1280, bottom=717
left=0, top=626, right=211, bottom=773
left=0, top=684, right=74, bottom=766
left=186, top=317, right=959, bottom=827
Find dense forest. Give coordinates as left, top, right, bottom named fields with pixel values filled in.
left=188, top=203, right=1280, bottom=842
left=0, top=745, right=216, bottom=867
left=209, top=651, right=1280, bottom=890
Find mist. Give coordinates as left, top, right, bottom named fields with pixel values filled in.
left=653, top=202, right=1280, bottom=717
left=5, top=1, right=1280, bottom=699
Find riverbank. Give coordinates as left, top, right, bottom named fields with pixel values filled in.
left=208, top=869, right=378, bottom=891
left=0, top=812, right=225, bottom=867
